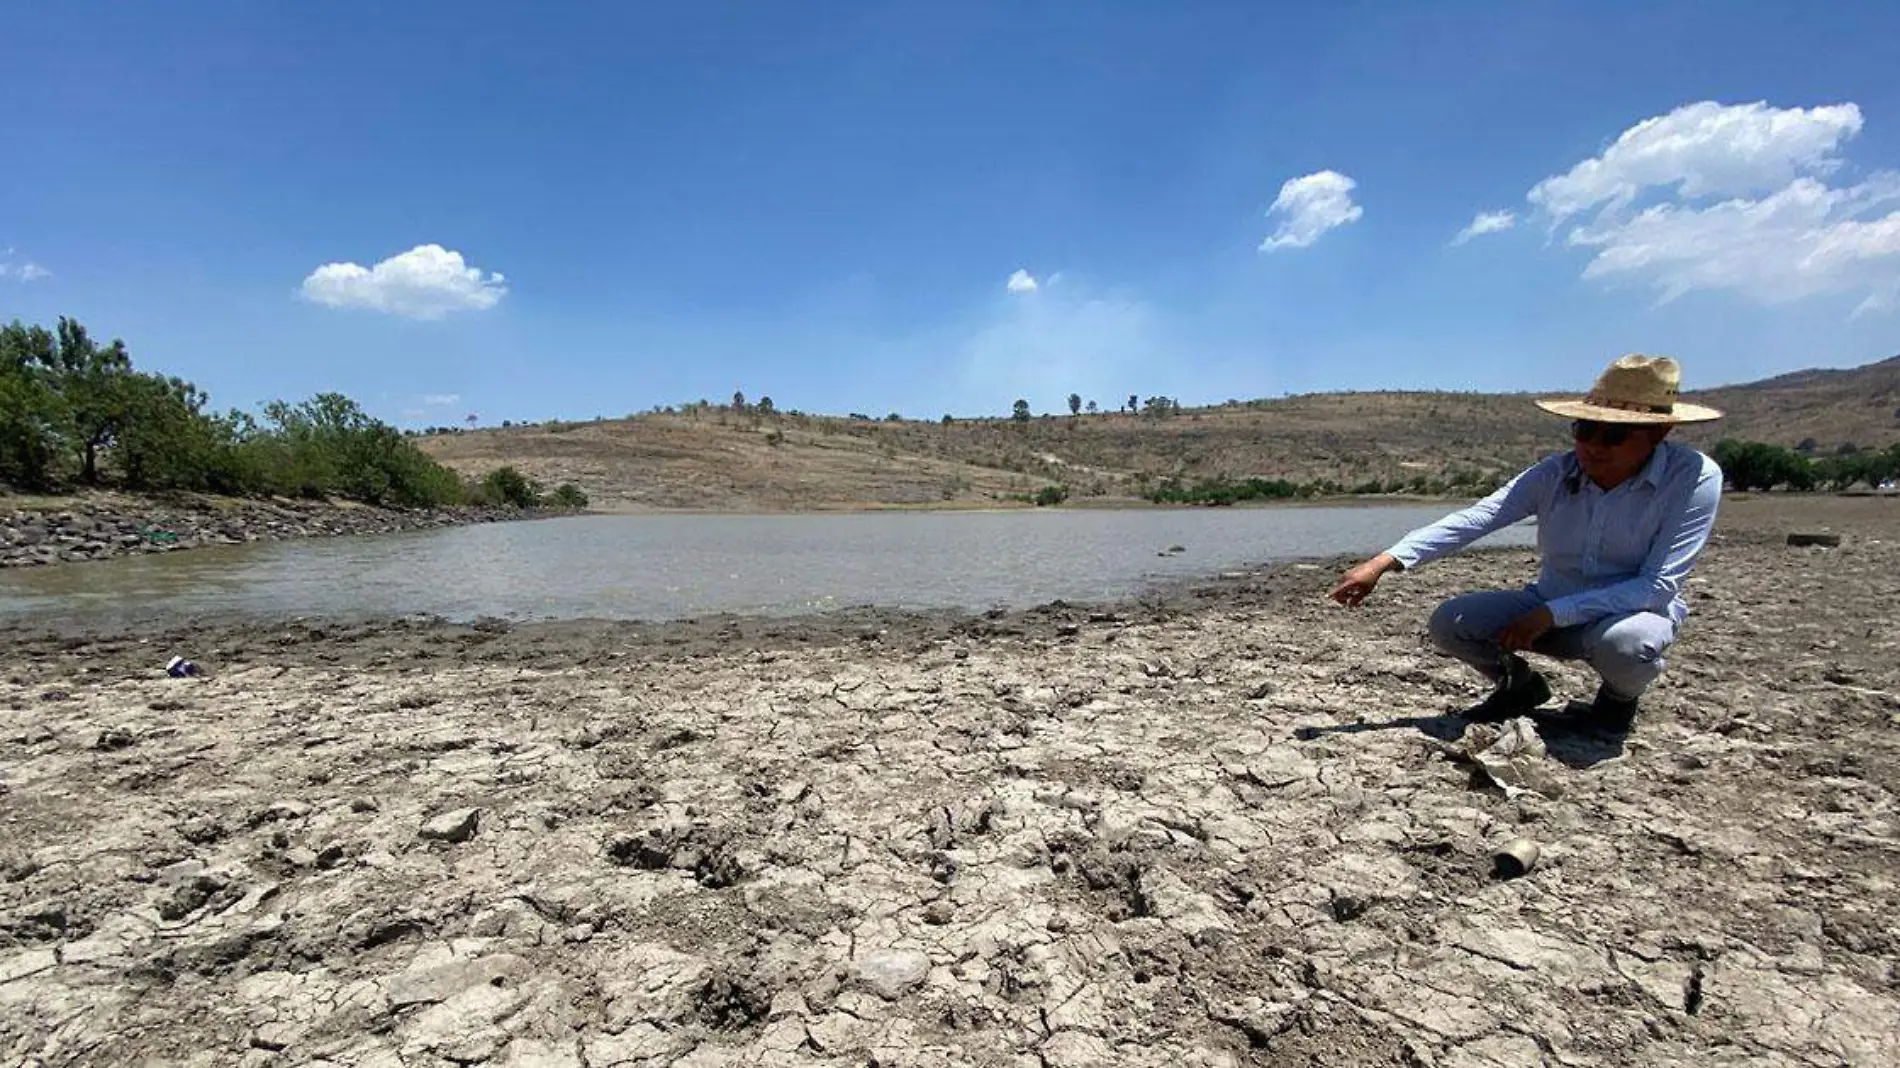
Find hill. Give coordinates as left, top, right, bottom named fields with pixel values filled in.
left=415, top=356, right=1900, bottom=510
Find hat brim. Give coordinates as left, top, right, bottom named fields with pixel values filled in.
left=1533, top=398, right=1724, bottom=424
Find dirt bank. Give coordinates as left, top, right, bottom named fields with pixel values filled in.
left=0, top=492, right=557, bottom=570
left=1, top=496, right=1896, bottom=1066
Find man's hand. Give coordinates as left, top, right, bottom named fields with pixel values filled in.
left=1496, top=605, right=1555, bottom=651
left=1330, top=553, right=1399, bottom=607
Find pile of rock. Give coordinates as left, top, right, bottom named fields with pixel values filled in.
left=0, top=497, right=539, bottom=568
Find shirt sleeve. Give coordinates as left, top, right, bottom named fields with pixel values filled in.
left=1384, top=458, right=1551, bottom=571
left=1542, top=454, right=1723, bottom=628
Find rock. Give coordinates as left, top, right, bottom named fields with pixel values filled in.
left=1142, top=869, right=1234, bottom=935
left=386, top=952, right=528, bottom=1009
left=255, top=800, right=313, bottom=824
left=497, top=1039, right=584, bottom=1067
left=93, top=727, right=137, bottom=750
left=852, top=949, right=930, bottom=1000
left=250, top=1020, right=310, bottom=1052
left=1043, top=1031, right=1115, bottom=1067
left=0, top=948, right=59, bottom=985
left=419, top=808, right=481, bottom=843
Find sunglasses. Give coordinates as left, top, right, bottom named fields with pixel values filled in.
left=1571, top=419, right=1640, bottom=446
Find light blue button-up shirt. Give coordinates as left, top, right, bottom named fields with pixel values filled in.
left=1384, top=441, right=1724, bottom=628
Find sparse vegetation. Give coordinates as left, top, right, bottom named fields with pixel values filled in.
left=1713, top=439, right=1899, bottom=492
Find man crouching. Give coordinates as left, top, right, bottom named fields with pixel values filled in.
left=1330, top=354, right=1725, bottom=732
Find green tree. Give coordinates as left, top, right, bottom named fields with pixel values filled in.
left=0, top=321, right=65, bottom=489
left=1068, top=393, right=1082, bottom=416
left=46, top=318, right=134, bottom=484
left=1712, top=440, right=1811, bottom=491
left=1011, top=399, right=1031, bottom=423
left=116, top=373, right=222, bottom=491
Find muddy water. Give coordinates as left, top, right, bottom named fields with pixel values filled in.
left=0, top=504, right=1532, bottom=628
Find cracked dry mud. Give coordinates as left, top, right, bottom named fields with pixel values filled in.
left=2, top=496, right=1897, bottom=1067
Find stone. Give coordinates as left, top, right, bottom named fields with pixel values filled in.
left=0, top=948, right=59, bottom=985
left=852, top=949, right=930, bottom=1000
left=1141, top=869, right=1234, bottom=935
left=386, top=952, right=528, bottom=1009
left=419, top=807, right=481, bottom=843
left=1043, top=1031, right=1114, bottom=1067
left=251, top=1020, right=311, bottom=1052
left=584, top=1023, right=693, bottom=1066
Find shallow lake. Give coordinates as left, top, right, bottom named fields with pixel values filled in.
left=0, top=505, right=1533, bottom=628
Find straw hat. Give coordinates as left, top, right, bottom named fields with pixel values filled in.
left=1534, top=354, right=1723, bottom=424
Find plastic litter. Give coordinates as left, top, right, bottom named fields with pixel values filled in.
left=1427, top=717, right=1565, bottom=800
left=166, top=656, right=201, bottom=678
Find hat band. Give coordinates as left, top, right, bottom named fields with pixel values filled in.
left=1585, top=393, right=1673, bottom=415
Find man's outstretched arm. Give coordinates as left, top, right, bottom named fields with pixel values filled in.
left=1385, top=458, right=1552, bottom=571
left=1331, top=458, right=1551, bottom=606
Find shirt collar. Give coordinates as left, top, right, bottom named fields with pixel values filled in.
left=1636, top=440, right=1671, bottom=487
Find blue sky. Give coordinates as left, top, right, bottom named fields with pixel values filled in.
left=4, top=1, right=1900, bottom=427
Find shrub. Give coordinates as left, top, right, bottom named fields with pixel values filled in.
left=476, top=466, right=541, bottom=508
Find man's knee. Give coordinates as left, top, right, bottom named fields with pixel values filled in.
left=1427, top=592, right=1519, bottom=654
left=1591, top=614, right=1675, bottom=690
left=1427, top=596, right=1481, bottom=653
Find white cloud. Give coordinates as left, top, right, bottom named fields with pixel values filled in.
left=1006, top=269, right=1039, bottom=293
left=300, top=244, right=506, bottom=319
left=1260, top=170, right=1363, bottom=251
left=1452, top=210, right=1517, bottom=245
left=0, top=248, right=50, bottom=282
left=1514, top=100, right=1900, bottom=314
left=1529, top=101, right=1863, bottom=221
left=420, top=393, right=462, bottom=407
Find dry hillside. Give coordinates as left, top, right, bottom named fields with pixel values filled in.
left=417, top=356, right=1900, bottom=510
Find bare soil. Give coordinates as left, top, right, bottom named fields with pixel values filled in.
left=2, top=495, right=1897, bottom=1066
left=415, top=358, right=1900, bottom=511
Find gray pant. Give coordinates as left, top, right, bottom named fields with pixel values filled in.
left=1426, top=589, right=1676, bottom=702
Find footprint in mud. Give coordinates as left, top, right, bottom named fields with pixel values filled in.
left=1048, top=834, right=1152, bottom=920
left=695, top=969, right=771, bottom=1031
left=155, top=866, right=245, bottom=922
left=925, top=798, right=997, bottom=849
left=606, top=822, right=752, bottom=888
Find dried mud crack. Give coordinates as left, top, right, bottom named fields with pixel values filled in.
left=1, top=496, right=1897, bottom=1066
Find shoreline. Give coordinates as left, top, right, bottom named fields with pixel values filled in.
left=0, top=491, right=570, bottom=570
left=8, top=486, right=1887, bottom=575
